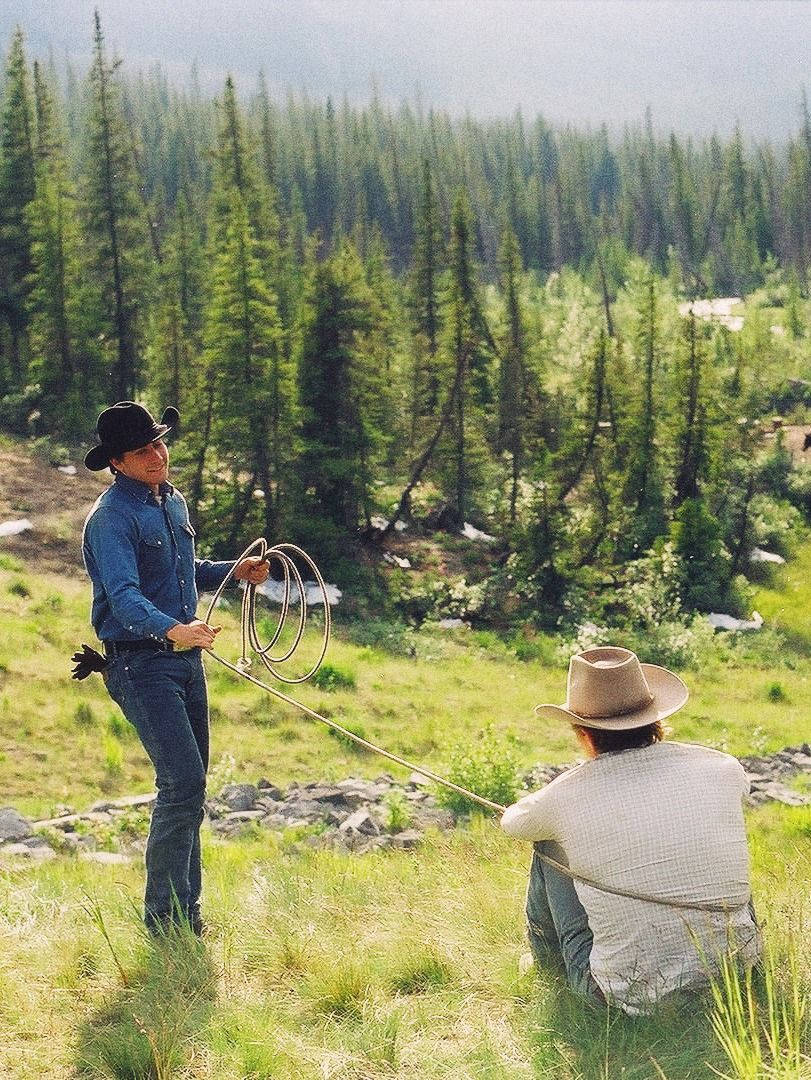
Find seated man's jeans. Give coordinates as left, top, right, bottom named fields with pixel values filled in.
left=103, top=648, right=209, bottom=931
left=526, top=841, right=604, bottom=1003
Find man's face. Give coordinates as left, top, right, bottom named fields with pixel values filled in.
left=112, top=438, right=169, bottom=487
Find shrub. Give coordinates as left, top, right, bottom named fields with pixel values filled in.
left=107, top=711, right=130, bottom=739
left=383, top=791, right=412, bottom=833
left=327, top=719, right=369, bottom=751
left=766, top=681, right=788, bottom=703
left=342, top=618, right=417, bottom=657
left=670, top=498, right=731, bottom=613
left=102, top=734, right=123, bottom=777
left=33, top=592, right=64, bottom=614
left=9, top=579, right=31, bottom=598
left=73, top=702, right=96, bottom=728
left=437, top=723, right=519, bottom=814
left=311, top=662, right=356, bottom=691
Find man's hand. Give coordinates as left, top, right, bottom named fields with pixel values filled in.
left=233, top=556, right=271, bottom=585
left=166, top=620, right=222, bottom=649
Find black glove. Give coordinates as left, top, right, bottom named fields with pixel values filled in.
left=70, top=644, right=108, bottom=681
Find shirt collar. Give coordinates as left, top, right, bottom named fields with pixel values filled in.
left=114, top=472, right=175, bottom=503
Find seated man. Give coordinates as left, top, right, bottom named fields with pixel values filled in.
left=501, top=646, right=760, bottom=1014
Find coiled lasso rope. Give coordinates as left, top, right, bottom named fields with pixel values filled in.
left=202, top=538, right=750, bottom=914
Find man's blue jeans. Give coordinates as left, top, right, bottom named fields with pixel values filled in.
left=526, top=841, right=604, bottom=1003
left=103, top=648, right=209, bottom=931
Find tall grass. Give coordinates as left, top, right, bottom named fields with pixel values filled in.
left=710, top=910, right=809, bottom=1079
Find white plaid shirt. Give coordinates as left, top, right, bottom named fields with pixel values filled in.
left=502, top=741, right=760, bottom=1012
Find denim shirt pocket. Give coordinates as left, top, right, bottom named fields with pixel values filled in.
left=139, top=531, right=171, bottom=578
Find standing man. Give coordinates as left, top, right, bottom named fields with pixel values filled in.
left=81, top=401, right=270, bottom=936
left=502, top=646, right=761, bottom=1014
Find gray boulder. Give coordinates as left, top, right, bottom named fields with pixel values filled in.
left=220, top=783, right=259, bottom=811
left=0, top=808, right=33, bottom=843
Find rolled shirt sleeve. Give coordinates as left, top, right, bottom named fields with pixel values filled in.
left=84, top=508, right=178, bottom=640
left=501, top=787, right=557, bottom=842
left=194, top=557, right=236, bottom=593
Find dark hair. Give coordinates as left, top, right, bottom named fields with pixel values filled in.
left=575, top=720, right=664, bottom=755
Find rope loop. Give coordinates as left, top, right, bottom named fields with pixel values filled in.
left=203, top=537, right=331, bottom=685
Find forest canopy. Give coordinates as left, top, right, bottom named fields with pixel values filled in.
left=2, top=16, right=811, bottom=651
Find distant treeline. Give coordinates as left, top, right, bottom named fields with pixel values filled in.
left=1, top=17, right=810, bottom=630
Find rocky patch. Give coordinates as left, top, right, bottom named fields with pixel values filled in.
left=0, top=746, right=808, bottom=862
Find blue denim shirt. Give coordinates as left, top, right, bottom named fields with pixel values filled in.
left=82, top=472, right=234, bottom=642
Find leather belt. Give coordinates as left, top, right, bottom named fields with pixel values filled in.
left=104, top=639, right=174, bottom=658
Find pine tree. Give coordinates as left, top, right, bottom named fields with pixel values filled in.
left=296, top=242, right=383, bottom=555
left=82, top=10, right=149, bottom=400
left=26, top=61, right=103, bottom=434
left=410, top=158, right=443, bottom=419
left=673, top=312, right=710, bottom=507
left=437, top=190, right=493, bottom=526
left=0, top=27, right=36, bottom=389
left=497, top=225, right=526, bottom=524
left=621, top=273, right=666, bottom=551
left=202, top=192, right=286, bottom=545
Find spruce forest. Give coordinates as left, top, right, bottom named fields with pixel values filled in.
left=3, top=16, right=811, bottom=647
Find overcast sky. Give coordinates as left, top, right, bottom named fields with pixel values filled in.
left=6, top=1, right=811, bottom=139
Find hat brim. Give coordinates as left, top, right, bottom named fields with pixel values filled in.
left=83, top=407, right=179, bottom=471
left=535, top=663, right=689, bottom=730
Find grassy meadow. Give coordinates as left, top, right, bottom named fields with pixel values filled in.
left=0, top=547, right=810, bottom=1076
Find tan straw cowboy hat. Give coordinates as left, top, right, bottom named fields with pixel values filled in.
left=535, top=646, right=688, bottom=730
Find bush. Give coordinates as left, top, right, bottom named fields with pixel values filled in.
left=341, top=618, right=417, bottom=657
left=437, top=723, right=519, bottom=814
left=327, top=719, right=369, bottom=752
left=766, top=681, right=788, bottom=703
left=311, top=662, right=356, bottom=691
left=383, top=791, right=412, bottom=833
left=102, top=734, right=123, bottom=777
left=73, top=702, right=96, bottom=728
left=9, top=579, right=31, bottom=598
left=670, top=498, right=732, bottom=613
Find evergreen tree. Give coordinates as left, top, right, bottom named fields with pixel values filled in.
left=621, top=273, right=666, bottom=551
left=82, top=10, right=149, bottom=400
left=0, top=27, right=36, bottom=389
left=296, top=242, right=384, bottom=556
left=497, top=225, right=526, bottom=524
left=201, top=192, right=286, bottom=545
left=26, top=61, right=103, bottom=434
left=437, top=189, right=493, bottom=526
left=410, top=158, right=443, bottom=416
left=673, top=312, right=710, bottom=507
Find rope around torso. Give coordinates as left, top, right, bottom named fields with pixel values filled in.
left=202, top=538, right=750, bottom=915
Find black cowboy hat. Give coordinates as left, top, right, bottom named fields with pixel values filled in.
left=84, top=401, right=179, bottom=471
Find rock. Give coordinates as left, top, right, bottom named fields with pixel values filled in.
left=80, top=851, right=133, bottom=865
left=339, top=809, right=380, bottom=837
left=91, top=792, right=155, bottom=812
left=256, top=780, right=283, bottom=799
left=0, top=807, right=33, bottom=842
left=301, top=784, right=355, bottom=806
left=408, top=771, right=432, bottom=788
left=335, top=778, right=389, bottom=802
left=0, top=519, right=33, bottom=537
left=281, top=800, right=330, bottom=825
left=223, top=809, right=264, bottom=822
left=411, top=808, right=455, bottom=830
left=34, top=812, right=84, bottom=830
left=390, top=829, right=423, bottom=850
left=0, top=842, right=56, bottom=860
left=220, top=783, right=259, bottom=811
